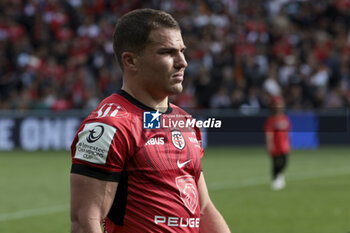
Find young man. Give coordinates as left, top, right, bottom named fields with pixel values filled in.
left=264, top=96, right=291, bottom=190
left=70, top=8, right=231, bottom=233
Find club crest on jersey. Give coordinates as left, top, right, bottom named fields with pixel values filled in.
left=176, top=175, right=198, bottom=214
left=171, top=130, right=185, bottom=150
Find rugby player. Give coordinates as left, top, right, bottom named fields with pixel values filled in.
left=70, top=8, right=231, bottom=233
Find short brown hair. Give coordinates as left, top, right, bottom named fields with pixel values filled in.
left=113, top=8, right=180, bottom=70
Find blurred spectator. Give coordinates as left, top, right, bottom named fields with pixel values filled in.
left=240, top=86, right=263, bottom=115
left=210, top=87, right=231, bottom=108
left=263, top=62, right=282, bottom=96
left=0, top=0, right=349, bottom=111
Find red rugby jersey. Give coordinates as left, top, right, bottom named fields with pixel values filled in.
left=71, top=90, right=204, bottom=233
left=264, top=114, right=291, bottom=156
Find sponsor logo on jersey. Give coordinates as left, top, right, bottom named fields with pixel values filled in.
left=143, top=111, right=161, bottom=129
left=145, top=137, right=165, bottom=146
left=177, top=159, right=191, bottom=169
left=74, top=122, right=116, bottom=164
left=189, top=128, right=196, bottom=136
left=93, top=103, right=129, bottom=118
left=86, top=125, right=104, bottom=143
left=171, top=130, right=185, bottom=150
left=188, top=136, right=201, bottom=149
left=154, top=216, right=200, bottom=228
left=275, top=120, right=289, bottom=130
left=175, top=175, right=198, bottom=214
left=188, top=137, right=199, bottom=144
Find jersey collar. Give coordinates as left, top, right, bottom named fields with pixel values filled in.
left=117, top=89, right=173, bottom=114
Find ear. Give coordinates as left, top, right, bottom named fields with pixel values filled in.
left=121, top=52, right=138, bottom=72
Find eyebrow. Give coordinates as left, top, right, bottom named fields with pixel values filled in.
left=157, top=46, right=187, bottom=52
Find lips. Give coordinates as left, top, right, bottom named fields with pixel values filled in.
left=172, top=73, right=184, bottom=82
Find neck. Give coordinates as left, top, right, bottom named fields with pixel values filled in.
left=121, top=84, right=169, bottom=113
left=273, top=111, right=284, bottom=116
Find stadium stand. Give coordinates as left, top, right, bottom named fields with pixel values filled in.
left=0, top=0, right=349, bottom=111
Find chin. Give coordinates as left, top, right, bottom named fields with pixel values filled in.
left=169, top=84, right=183, bottom=95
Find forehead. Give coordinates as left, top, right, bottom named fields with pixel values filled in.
left=147, top=28, right=185, bottom=49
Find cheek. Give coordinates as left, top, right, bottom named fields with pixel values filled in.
left=150, top=59, right=172, bottom=77
left=138, top=56, right=173, bottom=84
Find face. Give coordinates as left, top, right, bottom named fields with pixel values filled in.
left=271, top=102, right=285, bottom=115
left=135, top=28, right=187, bottom=99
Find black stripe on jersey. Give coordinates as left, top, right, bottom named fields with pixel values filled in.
left=117, top=89, right=173, bottom=114
left=107, top=169, right=128, bottom=225
left=71, top=164, right=121, bottom=182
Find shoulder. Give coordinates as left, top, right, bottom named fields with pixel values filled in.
left=169, top=103, right=192, bottom=118
left=283, top=114, right=292, bottom=126
left=83, top=93, right=139, bottom=128
left=265, top=115, right=274, bottom=123
left=283, top=114, right=291, bottom=120
left=71, top=94, right=139, bottom=163
left=169, top=102, right=202, bottom=136
left=264, top=116, right=274, bottom=129
left=73, top=94, right=142, bottom=145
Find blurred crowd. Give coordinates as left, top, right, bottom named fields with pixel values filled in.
left=0, top=0, right=349, bottom=111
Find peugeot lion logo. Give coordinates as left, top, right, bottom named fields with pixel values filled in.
left=86, top=125, right=104, bottom=143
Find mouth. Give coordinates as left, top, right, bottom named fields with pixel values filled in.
left=171, top=73, right=184, bottom=82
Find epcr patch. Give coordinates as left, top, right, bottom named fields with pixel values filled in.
left=74, top=122, right=117, bottom=164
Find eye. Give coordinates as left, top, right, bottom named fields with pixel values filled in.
left=160, top=50, right=172, bottom=55
left=158, top=49, right=174, bottom=55
left=158, top=48, right=186, bottom=56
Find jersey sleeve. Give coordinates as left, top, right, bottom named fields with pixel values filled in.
left=70, top=120, right=130, bottom=182
left=264, top=117, right=273, bottom=132
left=195, top=125, right=204, bottom=159
left=287, top=116, right=292, bottom=131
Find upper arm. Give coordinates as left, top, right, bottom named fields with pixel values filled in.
left=70, top=120, right=126, bottom=222
left=198, top=172, right=231, bottom=233
left=265, top=131, right=274, bottom=141
left=264, top=118, right=274, bottom=143
left=70, top=173, right=118, bottom=229
left=198, top=172, right=212, bottom=214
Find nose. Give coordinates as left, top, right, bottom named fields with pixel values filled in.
left=174, top=52, right=188, bottom=69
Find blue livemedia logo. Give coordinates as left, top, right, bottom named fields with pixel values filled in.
left=143, top=110, right=161, bottom=129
